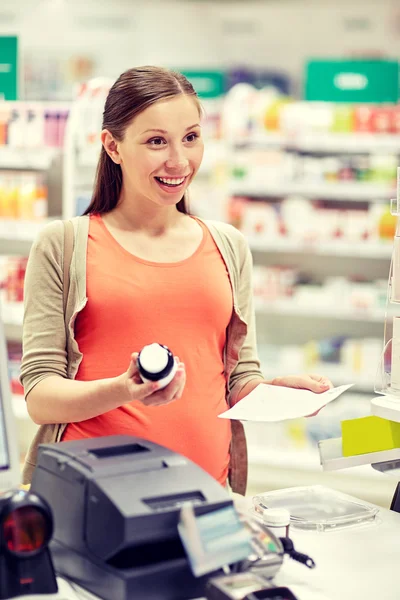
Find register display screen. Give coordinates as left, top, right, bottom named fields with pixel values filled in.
left=0, top=387, right=10, bottom=471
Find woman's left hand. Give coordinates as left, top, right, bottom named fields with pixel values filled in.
left=270, top=373, right=333, bottom=393
left=269, top=373, right=334, bottom=417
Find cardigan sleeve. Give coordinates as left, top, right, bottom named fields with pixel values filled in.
left=20, top=220, right=69, bottom=397
left=226, top=228, right=264, bottom=405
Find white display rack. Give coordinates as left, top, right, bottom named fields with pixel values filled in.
left=370, top=395, right=400, bottom=423
left=296, top=132, right=400, bottom=154
left=229, top=180, right=395, bottom=201
left=0, top=146, right=61, bottom=171
left=12, top=394, right=28, bottom=420
left=237, top=132, right=400, bottom=154
left=255, top=299, right=390, bottom=323
left=2, top=302, right=23, bottom=341
left=2, top=302, right=24, bottom=326
left=0, top=220, right=51, bottom=255
left=0, top=218, right=52, bottom=240
left=248, top=237, right=393, bottom=259
left=248, top=445, right=386, bottom=479
left=319, top=436, right=400, bottom=472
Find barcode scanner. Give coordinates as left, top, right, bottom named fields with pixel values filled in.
left=0, top=489, right=58, bottom=598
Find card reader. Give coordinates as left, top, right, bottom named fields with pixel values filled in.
left=206, top=572, right=299, bottom=600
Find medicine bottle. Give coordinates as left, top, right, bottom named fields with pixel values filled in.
left=262, top=508, right=291, bottom=539
left=137, top=343, right=177, bottom=390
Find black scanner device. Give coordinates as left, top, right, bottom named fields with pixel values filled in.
left=30, top=435, right=233, bottom=600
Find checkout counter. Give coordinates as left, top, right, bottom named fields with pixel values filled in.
left=25, top=492, right=400, bottom=600
left=6, top=434, right=400, bottom=600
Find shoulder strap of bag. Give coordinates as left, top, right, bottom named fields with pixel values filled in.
left=63, top=220, right=74, bottom=314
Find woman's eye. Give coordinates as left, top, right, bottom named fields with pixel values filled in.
left=185, top=133, right=199, bottom=143
left=148, top=137, right=166, bottom=146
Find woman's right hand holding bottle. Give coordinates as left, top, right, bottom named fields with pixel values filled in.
left=121, top=352, right=186, bottom=406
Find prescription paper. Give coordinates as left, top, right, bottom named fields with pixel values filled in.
left=218, top=383, right=354, bottom=422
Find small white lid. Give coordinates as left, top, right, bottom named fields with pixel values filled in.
left=139, top=343, right=169, bottom=374
left=262, top=508, right=290, bottom=527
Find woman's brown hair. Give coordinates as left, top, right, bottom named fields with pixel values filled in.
left=83, top=66, right=200, bottom=216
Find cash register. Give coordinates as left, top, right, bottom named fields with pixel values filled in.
left=30, top=435, right=235, bottom=600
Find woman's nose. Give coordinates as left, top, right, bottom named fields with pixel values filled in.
left=165, top=152, right=189, bottom=171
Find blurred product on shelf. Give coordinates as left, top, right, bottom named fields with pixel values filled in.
left=253, top=264, right=387, bottom=314
left=0, top=172, right=48, bottom=220
left=230, top=149, right=397, bottom=188
left=258, top=337, right=382, bottom=389
left=3, top=256, right=28, bottom=303
left=63, top=78, right=113, bottom=218
left=222, top=84, right=400, bottom=139
left=72, top=79, right=113, bottom=159
left=8, top=341, right=23, bottom=395
left=281, top=103, right=400, bottom=136
left=23, top=52, right=96, bottom=102
left=0, top=102, right=69, bottom=148
left=228, top=196, right=397, bottom=244
left=0, top=255, right=28, bottom=311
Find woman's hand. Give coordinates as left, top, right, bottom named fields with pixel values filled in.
left=123, top=352, right=186, bottom=407
left=269, top=373, right=333, bottom=393
left=269, top=373, right=333, bottom=417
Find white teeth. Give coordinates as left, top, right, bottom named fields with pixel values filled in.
left=158, top=177, right=185, bottom=185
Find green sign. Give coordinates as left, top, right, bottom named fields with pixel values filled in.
left=0, top=36, right=18, bottom=100
left=305, top=59, right=399, bottom=104
left=179, top=70, right=225, bottom=99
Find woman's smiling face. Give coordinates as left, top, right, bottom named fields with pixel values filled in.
left=109, top=94, right=204, bottom=209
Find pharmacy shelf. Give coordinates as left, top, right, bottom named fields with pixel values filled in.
left=247, top=445, right=385, bottom=479
left=2, top=302, right=24, bottom=326
left=234, top=132, right=400, bottom=154
left=0, top=222, right=392, bottom=260
left=0, top=219, right=50, bottom=240
left=233, top=133, right=285, bottom=147
left=2, top=303, right=23, bottom=341
left=12, top=394, right=28, bottom=420
left=0, top=147, right=60, bottom=170
left=229, top=181, right=395, bottom=201
left=0, top=219, right=54, bottom=254
left=296, top=132, right=400, bottom=154
left=248, top=237, right=393, bottom=259
left=371, top=395, right=400, bottom=423
left=255, top=299, right=389, bottom=323
left=77, top=147, right=101, bottom=169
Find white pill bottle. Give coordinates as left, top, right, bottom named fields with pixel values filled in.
left=137, top=343, right=177, bottom=390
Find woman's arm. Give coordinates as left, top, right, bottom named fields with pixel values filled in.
left=26, top=374, right=129, bottom=424
left=21, top=222, right=185, bottom=424
left=26, top=355, right=186, bottom=426
left=227, top=233, right=264, bottom=406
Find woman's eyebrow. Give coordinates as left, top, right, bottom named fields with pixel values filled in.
left=141, top=123, right=200, bottom=135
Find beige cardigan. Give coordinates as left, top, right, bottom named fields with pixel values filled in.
left=20, top=215, right=264, bottom=493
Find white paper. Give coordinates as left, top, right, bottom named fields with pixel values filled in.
left=218, top=383, right=354, bottom=422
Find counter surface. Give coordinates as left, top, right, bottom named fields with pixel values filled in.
left=13, top=497, right=400, bottom=600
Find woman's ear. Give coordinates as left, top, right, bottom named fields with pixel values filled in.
left=101, top=130, right=122, bottom=164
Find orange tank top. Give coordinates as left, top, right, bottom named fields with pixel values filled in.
left=62, top=214, right=233, bottom=485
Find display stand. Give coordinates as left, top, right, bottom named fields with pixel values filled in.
left=319, top=168, right=400, bottom=507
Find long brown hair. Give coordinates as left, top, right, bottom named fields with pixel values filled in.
left=83, top=66, right=201, bottom=216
